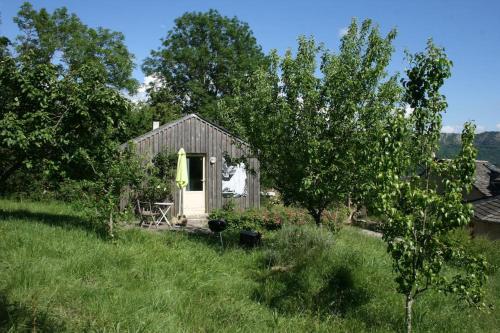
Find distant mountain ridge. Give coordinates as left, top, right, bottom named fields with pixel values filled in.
left=439, top=131, right=500, bottom=166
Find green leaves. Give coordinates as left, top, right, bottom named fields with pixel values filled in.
left=240, top=19, right=400, bottom=224
left=142, top=9, right=265, bottom=129
left=368, top=39, right=487, bottom=331
left=13, top=2, right=138, bottom=93
left=0, top=47, right=131, bottom=186
left=1, top=2, right=139, bottom=189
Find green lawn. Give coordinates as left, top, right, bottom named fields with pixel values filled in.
left=0, top=199, right=498, bottom=332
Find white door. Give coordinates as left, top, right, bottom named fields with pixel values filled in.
left=183, top=155, right=206, bottom=215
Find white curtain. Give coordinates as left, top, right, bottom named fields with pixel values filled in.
left=222, top=158, right=247, bottom=197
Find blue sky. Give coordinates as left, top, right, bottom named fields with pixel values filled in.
left=1, top=0, right=499, bottom=132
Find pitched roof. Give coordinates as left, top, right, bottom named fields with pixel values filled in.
left=473, top=161, right=500, bottom=197
left=121, top=113, right=249, bottom=148
left=473, top=195, right=500, bottom=224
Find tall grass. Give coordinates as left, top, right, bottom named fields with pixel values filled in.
left=0, top=199, right=498, bottom=332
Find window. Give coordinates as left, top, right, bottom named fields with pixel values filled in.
left=187, top=156, right=203, bottom=191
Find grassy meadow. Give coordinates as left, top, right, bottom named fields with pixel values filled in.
left=0, top=199, right=499, bottom=332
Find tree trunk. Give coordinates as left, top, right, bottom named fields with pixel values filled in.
left=108, top=211, right=114, bottom=239
left=0, top=160, right=23, bottom=190
left=405, top=294, right=414, bottom=333
left=347, top=196, right=358, bottom=224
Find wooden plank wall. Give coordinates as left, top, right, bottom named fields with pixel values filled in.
left=133, top=115, right=260, bottom=215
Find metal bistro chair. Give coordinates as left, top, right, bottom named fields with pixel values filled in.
left=136, top=200, right=160, bottom=228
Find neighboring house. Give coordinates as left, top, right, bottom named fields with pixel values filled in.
left=467, top=161, right=500, bottom=240
left=123, top=113, right=260, bottom=217
left=465, top=161, right=500, bottom=201
left=471, top=196, right=500, bottom=240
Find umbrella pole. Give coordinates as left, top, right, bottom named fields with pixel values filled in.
left=179, top=188, right=182, bottom=218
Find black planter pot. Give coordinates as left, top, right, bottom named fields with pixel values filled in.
left=208, top=219, right=228, bottom=233
left=239, top=230, right=262, bottom=247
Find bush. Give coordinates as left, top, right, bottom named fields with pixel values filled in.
left=322, top=204, right=349, bottom=232
left=209, top=205, right=347, bottom=233
left=52, top=145, right=147, bottom=239
left=2, top=143, right=170, bottom=239
left=255, top=225, right=370, bottom=316
left=265, top=224, right=335, bottom=269
left=135, top=151, right=176, bottom=203
left=56, top=179, right=91, bottom=202
left=255, top=225, right=337, bottom=313
left=0, top=168, right=58, bottom=201
left=209, top=206, right=315, bottom=232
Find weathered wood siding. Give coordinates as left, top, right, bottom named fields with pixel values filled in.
left=130, top=115, right=260, bottom=215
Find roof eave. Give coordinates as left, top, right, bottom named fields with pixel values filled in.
left=120, top=113, right=250, bottom=148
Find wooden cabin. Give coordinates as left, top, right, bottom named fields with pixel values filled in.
left=123, top=113, right=260, bottom=217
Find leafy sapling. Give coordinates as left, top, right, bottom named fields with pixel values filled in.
left=369, top=40, right=489, bottom=333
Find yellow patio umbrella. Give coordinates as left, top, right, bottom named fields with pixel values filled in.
left=175, top=148, right=188, bottom=217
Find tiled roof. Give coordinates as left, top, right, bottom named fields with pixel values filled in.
left=473, top=161, right=500, bottom=197
left=473, top=195, right=500, bottom=224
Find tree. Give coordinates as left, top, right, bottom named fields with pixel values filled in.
left=13, top=2, right=138, bottom=93
left=0, top=49, right=130, bottom=188
left=240, top=19, right=400, bottom=225
left=78, top=143, right=147, bottom=239
left=0, top=3, right=137, bottom=188
left=142, top=9, right=266, bottom=129
left=122, top=102, right=181, bottom=140
left=367, top=41, right=488, bottom=333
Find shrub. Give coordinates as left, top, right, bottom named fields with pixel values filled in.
left=136, top=151, right=177, bottom=203
left=321, top=204, right=349, bottom=233
left=152, top=150, right=177, bottom=180
left=55, top=144, right=148, bottom=239
left=222, top=198, right=237, bottom=211
left=56, top=179, right=91, bottom=203
left=209, top=206, right=315, bottom=232
left=1, top=169, right=58, bottom=201
left=256, top=224, right=337, bottom=313
left=139, top=172, right=173, bottom=203
left=265, top=224, right=335, bottom=269
left=209, top=205, right=347, bottom=233
left=255, top=225, right=370, bottom=316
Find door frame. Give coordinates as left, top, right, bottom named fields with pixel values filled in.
left=182, top=154, right=206, bottom=215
